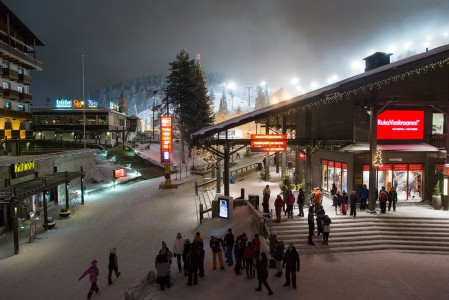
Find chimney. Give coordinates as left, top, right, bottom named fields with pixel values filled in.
left=363, top=52, right=392, bottom=72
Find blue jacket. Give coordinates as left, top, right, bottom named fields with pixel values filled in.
left=359, top=187, right=369, bottom=199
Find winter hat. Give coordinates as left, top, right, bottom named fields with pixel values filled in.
left=162, top=241, right=167, bottom=247
left=110, top=247, right=116, bottom=253
left=91, top=260, right=97, bottom=265
left=196, top=232, right=200, bottom=236
left=177, top=233, right=182, bottom=238
left=228, top=228, right=232, bottom=232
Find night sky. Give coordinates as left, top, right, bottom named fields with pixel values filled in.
left=4, top=0, right=449, bottom=106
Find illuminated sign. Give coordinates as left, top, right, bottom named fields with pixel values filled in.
left=87, top=99, right=98, bottom=108
left=56, top=99, right=72, bottom=108
left=377, top=110, right=424, bottom=140
left=73, top=99, right=85, bottom=108
left=299, top=152, right=306, bottom=160
left=11, top=161, right=35, bottom=178
left=160, top=116, right=173, bottom=163
left=113, top=168, right=126, bottom=179
left=110, top=101, right=118, bottom=111
left=218, top=197, right=230, bottom=219
left=250, top=134, right=287, bottom=152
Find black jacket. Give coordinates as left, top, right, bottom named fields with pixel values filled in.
left=283, top=248, right=300, bottom=271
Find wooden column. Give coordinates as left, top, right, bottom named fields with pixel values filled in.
left=224, top=142, right=230, bottom=196
left=368, top=104, right=378, bottom=212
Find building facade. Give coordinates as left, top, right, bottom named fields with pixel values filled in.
left=0, top=2, right=44, bottom=155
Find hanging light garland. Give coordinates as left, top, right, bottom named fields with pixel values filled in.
left=373, top=148, right=383, bottom=167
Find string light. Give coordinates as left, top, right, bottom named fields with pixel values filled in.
left=373, top=148, right=383, bottom=167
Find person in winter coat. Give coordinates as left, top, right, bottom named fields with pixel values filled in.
left=252, top=234, right=261, bottom=267
left=155, top=248, right=172, bottom=290
left=296, top=188, right=305, bottom=217
left=224, top=228, right=235, bottom=266
left=193, top=232, right=204, bottom=248
left=182, top=239, right=192, bottom=276
left=341, top=190, right=348, bottom=215
left=285, top=190, right=295, bottom=219
left=173, top=233, right=185, bottom=273
left=315, top=205, right=325, bottom=236
left=107, top=248, right=120, bottom=285
left=274, top=195, right=284, bottom=223
left=333, top=190, right=342, bottom=215
left=330, top=183, right=337, bottom=199
left=282, top=243, right=300, bottom=289
left=322, top=215, right=332, bottom=245
left=262, top=185, right=271, bottom=213
left=308, top=207, right=315, bottom=245
left=313, top=187, right=322, bottom=209
left=255, top=252, right=274, bottom=296
left=379, top=186, right=389, bottom=213
left=244, top=241, right=255, bottom=279
left=350, top=190, right=358, bottom=218
left=359, top=184, right=369, bottom=211
left=79, top=260, right=100, bottom=299
left=159, top=241, right=173, bottom=265
left=210, top=236, right=225, bottom=270
left=233, top=239, right=245, bottom=275
left=388, top=186, right=398, bottom=212
left=187, top=242, right=202, bottom=286
left=274, top=240, right=285, bottom=277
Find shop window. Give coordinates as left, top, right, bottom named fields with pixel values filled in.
left=408, top=164, right=422, bottom=200
left=432, top=113, right=444, bottom=134
left=342, top=163, right=348, bottom=193
left=321, top=160, right=328, bottom=191
left=363, top=165, right=370, bottom=188
left=328, top=161, right=335, bottom=191
left=393, top=164, right=407, bottom=201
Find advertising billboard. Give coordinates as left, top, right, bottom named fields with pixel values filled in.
left=218, top=197, right=229, bottom=219
left=377, top=110, right=424, bottom=140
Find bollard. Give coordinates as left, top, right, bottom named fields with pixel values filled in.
left=241, top=188, right=245, bottom=200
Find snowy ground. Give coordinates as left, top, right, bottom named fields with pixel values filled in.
left=1, top=146, right=449, bottom=300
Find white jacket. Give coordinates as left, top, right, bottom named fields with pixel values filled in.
left=173, top=237, right=185, bottom=255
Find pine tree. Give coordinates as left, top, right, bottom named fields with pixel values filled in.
left=218, top=85, right=228, bottom=113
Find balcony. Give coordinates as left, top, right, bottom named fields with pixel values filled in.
left=19, top=92, right=32, bottom=103
left=0, top=40, right=43, bottom=70
left=2, top=67, right=19, bottom=81
left=18, top=73, right=32, bottom=85
left=3, top=88, right=20, bottom=100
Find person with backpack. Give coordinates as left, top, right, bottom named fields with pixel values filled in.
left=349, top=190, right=358, bottom=218
left=210, top=236, right=225, bottom=270
left=379, top=186, right=389, bottom=213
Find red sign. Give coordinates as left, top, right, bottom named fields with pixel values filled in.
left=377, top=164, right=392, bottom=171
left=363, top=164, right=370, bottom=171
left=113, top=168, right=126, bottom=179
left=299, top=152, right=306, bottom=160
left=377, top=110, right=424, bottom=140
left=335, top=162, right=342, bottom=168
left=435, top=163, right=444, bottom=171
left=160, top=116, right=173, bottom=163
left=328, top=161, right=334, bottom=167
left=322, top=160, right=328, bottom=166
left=409, top=164, right=423, bottom=171
left=393, top=164, right=408, bottom=171
left=250, top=134, right=286, bottom=153
left=444, top=164, right=449, bottom=176
left=342, top=163, right=347, bottom=170
left=251, top=146, right=286, bottom=152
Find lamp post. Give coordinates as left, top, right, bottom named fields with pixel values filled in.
left=82, top=54, right=86, bottom=149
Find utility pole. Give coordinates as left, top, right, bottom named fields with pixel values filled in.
left=82, top=54, right=86, bottom=149
left=246, top=86, right=253, bottom=106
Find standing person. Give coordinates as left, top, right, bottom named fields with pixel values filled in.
left=349, top=190, right=358, bottom=218
left=282, top=243, right=300, bottom=289
left=252, top=234, right=261, bottom=267
left=107, top=248, right=120, bottom=285
left=255, top=252, right=274, bottom=296
left=379, top=186, right=388, bottom=213
left=334, top=190, right=342, bottom=215
left=224, top=228, right=235, bottom=266
left=262, top=185, right=271, bottom=213
left=274, top=240, right=285, bottom=277
left=233, top=239, right=244, bottom=275
left=341, top=190, right=348, bottom=215
left=313, top=187, right=322, bottom=210
left=297, top=188, right=305, bottom=217
left=274, top=195, right=284, bottom=223
left=330, top=183, right=337, bottom=202
left=210, top=236, right=225, bottom=270
left=79, top=260, right=99, bottom=299
left=307, top=207, right=315, bottom=245
left=155, top=248, right=172, bottom=290
left=322, top=215, right=332, bottom=245
left=173, top=233, right=185, bottom=273
left=187, top=242, right=201, bottom=286
left=285, top=190, right=295, bottom=219
left=182, top=239, right=192, bottom=276
left=198, top=242, right=205, bottom=278
left=244, top=241, right=255, bottom=279
left=159, top=241, right=173, bottom=265
left=388, top=186, right=398, bottom=212
left=359, top=184, right=369, bottom=210
left=315, top=205, right=325, bottom=236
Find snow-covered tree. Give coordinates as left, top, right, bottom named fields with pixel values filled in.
left=255, top=86, right=267, bottom=110
left=118, top=90, right=128, bottom=114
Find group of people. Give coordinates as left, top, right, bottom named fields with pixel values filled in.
left=78, top=247, right=121, bottom=299
left=357, top=184, right=398, bottom=213
left=263, top=184, right=309, bottom=222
